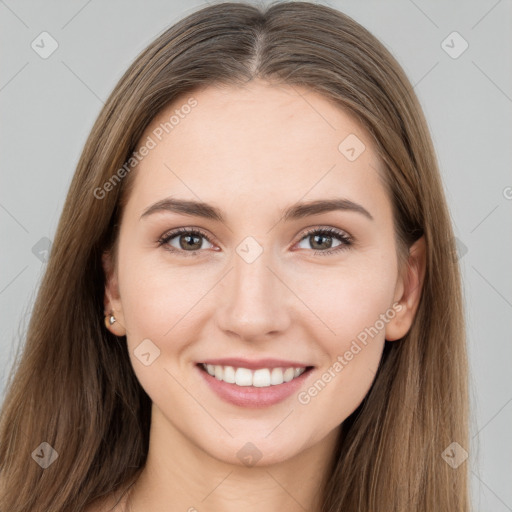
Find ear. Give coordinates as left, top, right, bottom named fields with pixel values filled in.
left=102, top=250, right=127, bottom=336
left=385, top=236, right=426, bottom=341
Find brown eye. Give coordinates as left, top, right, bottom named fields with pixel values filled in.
left=296, top=227, right=352, bottom=255
left=158, top=228, right=214, bottom=256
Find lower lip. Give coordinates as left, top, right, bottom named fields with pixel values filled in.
left=196, top=364, right=314, bottom=408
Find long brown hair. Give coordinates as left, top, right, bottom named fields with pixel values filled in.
left=0, top=2, right=469, bottom=510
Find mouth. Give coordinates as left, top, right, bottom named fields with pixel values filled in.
left=198, top=362, right=313, bottom=387
left=195, top=361, right=315, bottom=408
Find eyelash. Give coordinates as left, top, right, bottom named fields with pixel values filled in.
left=156, top=226, right=353, bottom=257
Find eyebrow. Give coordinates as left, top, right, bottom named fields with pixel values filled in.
left=140, top=197, right=374, bottom=222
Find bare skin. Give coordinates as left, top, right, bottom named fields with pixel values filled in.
left=99, top=79, right=425, bottom=512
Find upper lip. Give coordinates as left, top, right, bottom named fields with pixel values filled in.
left=199, top=358, right=314, bottom=370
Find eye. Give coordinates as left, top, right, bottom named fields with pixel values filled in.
left=157, top=226, right=353, bottom=258
left=157, top=227, right=215, bottom=256
left=295, top=227, right=352, bottom=256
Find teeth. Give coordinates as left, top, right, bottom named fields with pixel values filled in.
left=223, top=365, right=236, bottom=383
left=270, top=368, right=284, bottom=385
left=252, top=369, right=270, bottom=388
left=235, top=367, right=252, bottom=386
left=202, top=363, right=307, bottom=387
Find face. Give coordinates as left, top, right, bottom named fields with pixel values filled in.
left=104, top=79, right=422, bottom=467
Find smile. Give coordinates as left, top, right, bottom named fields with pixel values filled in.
left=201, top=363, right=308, bottom=387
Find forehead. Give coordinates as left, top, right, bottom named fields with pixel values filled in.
left=127, top=80, right=388, bottom=217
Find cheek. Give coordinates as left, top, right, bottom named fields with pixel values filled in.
left=308, top=271, right=389, bottom=386
left=117, top=244, right=222, bottom=366
left=292, top=251, right=398, bottom=344
left=117, top=257, right=211, bottom=401
left=291, top=253, right=397, bottom=419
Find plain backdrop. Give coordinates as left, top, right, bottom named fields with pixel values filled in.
left=1, top=0, right=511, bottom=509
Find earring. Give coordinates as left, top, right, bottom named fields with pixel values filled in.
left=104, top=313, right=116, bottom=329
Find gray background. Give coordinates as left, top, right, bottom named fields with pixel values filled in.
left=1, top=0, right=511, bottom=509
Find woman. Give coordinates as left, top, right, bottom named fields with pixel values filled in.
left=0, top=2, right=469, bottom=511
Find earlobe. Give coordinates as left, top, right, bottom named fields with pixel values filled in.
left=385, top=236, right=427, bottom=342
left=102, top=250, right=127, bottom=336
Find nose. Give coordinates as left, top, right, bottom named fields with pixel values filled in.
left=215, top=247, right=292, bottom=342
